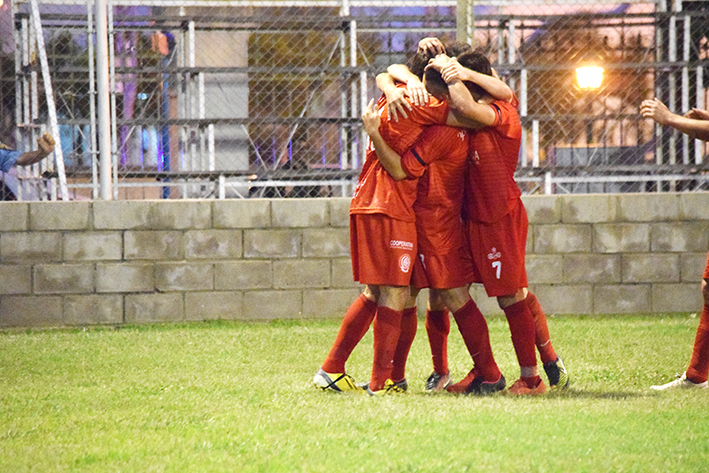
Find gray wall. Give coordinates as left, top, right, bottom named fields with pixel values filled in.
left=1, top=193, right=708, bottom=328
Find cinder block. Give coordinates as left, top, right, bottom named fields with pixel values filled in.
left=149, top=201, right=211, bottom=230
left=0, top=203, right=28, bottom=231
left=213, top=199, right=271, bottom=229
left=0, top=264, right=32, bottom=294
left=303, top=288, right=363, bottom=319
left=243, top=290, right=302, bottom=320
left=29, top=202, right=90, bottom=230
left=528, top=284, right=593, bottom=315
left=34, top=264, right=95, bottom=294
left=680, top=253, right=708, bottom=283
left=64, top=232, right=123, bottom=261
left=618, top=193, right=681, bottom=222
left=124, top=231, right=182, bottom=260
left=561, top=194, right=618, bottom=223
left=522, top=195, right=561, bottom=224
left=593, top=284, right=652, bottom=314
left=652, top=283, right=703, bottom=313
left=533, top=224, right=592, bottom=253
left=331, top=258, right=359, bottom=288
left=525, top=255, right=563, bottom=284
left=155, top=262, right=214, bottom=291
left=272, top=199, right=328, bottom=227
left=244, top=229, right=300, bottom=258
left=185, top=291, right=243, bottom=321
left=651, top=222, right=709, bottom=253
left=303, top=228, right=350, bottom=257
left=0, top=296, right=63, bottom=327
left=593, top=223, right=650, bottom=254
left=184, top=230, right=242, bottom=259
left=1, top=232, right=62, bottom=263
left=215, top=261, right=272, bottom=290
left=622, top=254, right=680, bottom=283
left=96, top=263, right=154, bottom=293
left=273, top=259, right=330, bottom=289
left=680, top=193, right=709, bottom=220
left=125, top=293, right=184, bottom=323
left=329, top=198, right=351, bottom=227
left=563, top=254, right=621, bottom=283
left=64, top=294, right=123, bottom=325
left=93, top=201, right=151, bottom=230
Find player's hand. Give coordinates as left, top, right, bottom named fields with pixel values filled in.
left=405, top=77, right=429, bottom=106
left=440, top=57, right=464, bottom=84
left=418, top=37, right=445, bottom=56
left=424, top=53, right=450, bottom=73
left=36, top=132, right=56, bottom=158
left=362, top=99, right=381, bottom=137
left=383, top=86, right=410, bottom=122
left=641, top=98, right=674, bottom=125
left=685, top=108, right=709, bottom=121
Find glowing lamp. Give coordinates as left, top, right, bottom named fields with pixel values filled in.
left=576, top=66, right=603, bottom=89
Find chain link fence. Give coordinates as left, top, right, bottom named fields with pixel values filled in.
left=1, top=0, right=708, bottom=200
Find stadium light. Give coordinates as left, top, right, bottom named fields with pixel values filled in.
left=576, top=65, right=604, bottom=89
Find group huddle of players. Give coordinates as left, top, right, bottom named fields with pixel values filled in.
left=313, top=37, right=569, bottom=396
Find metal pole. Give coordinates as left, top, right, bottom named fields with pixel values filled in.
left=87, top=0, right=100, bottom=199
left=457, top=0, right=473, bottom=44
left=29, top=0, right=69, bottom=201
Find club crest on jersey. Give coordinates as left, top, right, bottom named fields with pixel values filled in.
left=457, top=130, right=466, bottom=141
left=399, top=254, right=412, bottom=273
left=487, top=247, right=502, bottom=260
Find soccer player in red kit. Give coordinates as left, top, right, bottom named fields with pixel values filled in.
left=428, top=52, right=570, bottom=395
left=313, top=48, right=454, bottom=395
left=641, top=98, right=709, bottom=390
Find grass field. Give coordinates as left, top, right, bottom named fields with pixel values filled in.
left=2, top=314, right=709, bottom=472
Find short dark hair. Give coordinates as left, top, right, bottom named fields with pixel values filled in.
left=408, top=50, right=436, bottom=78
left=456, top=50, right=492, bottom=97
left=445, top=41, right=473, bottom=57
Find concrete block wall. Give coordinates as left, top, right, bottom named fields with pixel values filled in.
left=1, top=193, right=708, bottom=328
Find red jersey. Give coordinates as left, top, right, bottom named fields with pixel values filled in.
left=401, top=125, right=468, bottom=241
left=350, top=86, right=450, bottom=222
left=464, top=96, right=522, bottom=223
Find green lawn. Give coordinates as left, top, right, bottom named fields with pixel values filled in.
left=1, top=314, right=708, bottom=472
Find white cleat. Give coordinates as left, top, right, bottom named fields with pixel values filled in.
left=651, top=372, right=708, bottom=391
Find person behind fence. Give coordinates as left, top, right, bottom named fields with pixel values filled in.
left=0, top=132, right=56, bottom=200
left=640, top=97, right=709, bottom=390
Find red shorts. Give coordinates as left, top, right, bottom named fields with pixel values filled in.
left=703, top=252, right=709, bottom=279
left=350, top=213, right=417, bottom=286
left=465, top=200, right=528, bottom=297
left=411, top=219, right=475, bottom=289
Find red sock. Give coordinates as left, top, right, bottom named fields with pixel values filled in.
left=686, top=304, right=709, bottom=384
left=370, top=306, right=403, bottom=391
left=321, top=294, right=377, bottom=373
left=425, top=308, right=450, bottom=375
left=526, top=293, right=558, bottom=364
left=452, top=300, right=500, bottom=381
left=391, top=306, right=418, bottom=382
left=503, top=300, right=538, bottom=370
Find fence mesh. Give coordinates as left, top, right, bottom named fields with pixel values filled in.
left=1, top=0, right=708, bottom=200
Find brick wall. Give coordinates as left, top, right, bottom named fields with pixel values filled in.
left=1, top=193, right=708, bottom=328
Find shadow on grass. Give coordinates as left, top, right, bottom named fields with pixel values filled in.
left=543, top=389, right=651, bottom=400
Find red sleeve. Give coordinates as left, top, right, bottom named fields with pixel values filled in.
left=400, top=125, right=459, bottom=179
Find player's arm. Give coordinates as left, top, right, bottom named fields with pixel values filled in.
left=376, top=72, right=411, bottom=123
left=14, top=132, right=56, bottom=166
left=641, top=98, right=709, bottom=141
left=441, top=58, right=514, bottom=103
left=386, top=64, right=429, bottom=107
left=361, top=99, right=408, bottom=181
